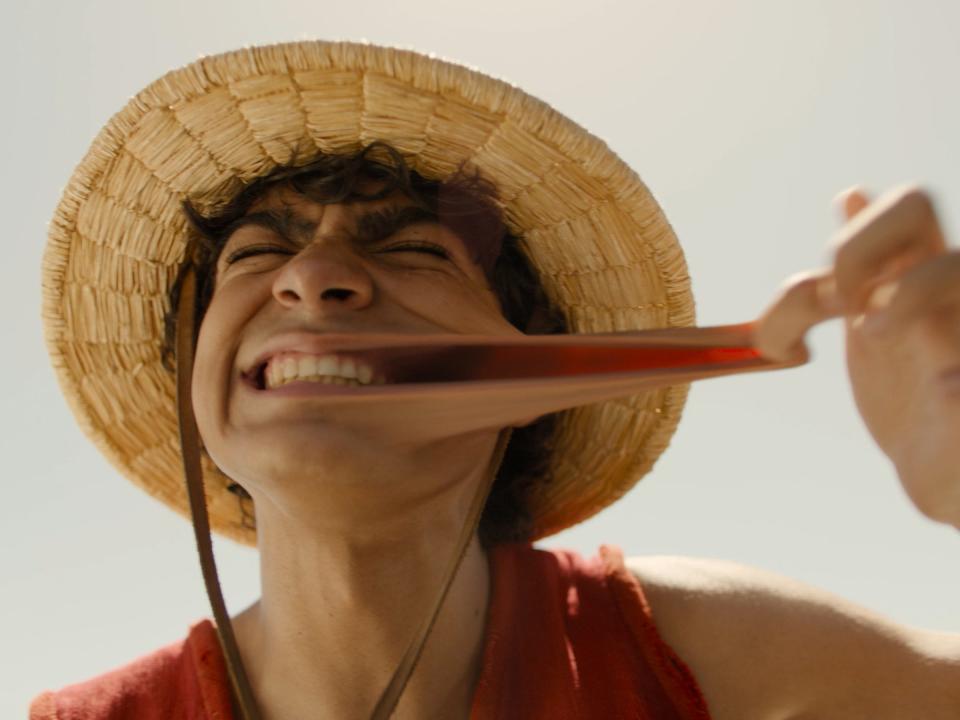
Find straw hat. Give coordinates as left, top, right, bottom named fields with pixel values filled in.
left=43, top=40, right=695, bottom=547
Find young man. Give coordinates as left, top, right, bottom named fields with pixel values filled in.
left=34, top=41, right=960, bottom=719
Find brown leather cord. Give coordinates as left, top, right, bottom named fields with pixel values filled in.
left=370, top=427, right=513, bottom=720
left=175, top=266, right=263, bottom=720
left=176, top=263, right=514, bottom=719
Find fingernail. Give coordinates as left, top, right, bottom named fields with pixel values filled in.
left=833, top=187, right=857, bottom=218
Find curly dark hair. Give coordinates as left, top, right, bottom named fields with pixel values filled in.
left=161, top=142, right=568, bottom=547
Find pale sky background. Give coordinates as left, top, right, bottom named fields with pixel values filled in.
left=4, top=0, right=960, bottom=715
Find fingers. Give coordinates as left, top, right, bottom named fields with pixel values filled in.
left=754, top=187, right=870, bottom=361
left=829, top=185, right=947, bottom=315
left=756, top=183, right=950, bottom=363
left=754, top=269, right=834, bottom=362
left=834, top=186, right=871, bottom=222
left=862, top=250, right=960, bottom=340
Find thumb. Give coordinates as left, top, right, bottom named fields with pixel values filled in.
left=833, top=186, right=871, bottom=223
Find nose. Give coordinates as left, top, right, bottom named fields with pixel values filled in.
left=272, top=237, right=375, bottom=312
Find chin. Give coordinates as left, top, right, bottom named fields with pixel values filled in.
left=205, top=421, right=403, bottom=488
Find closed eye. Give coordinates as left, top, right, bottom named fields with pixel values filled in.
left=224, top=244, right=294, bottom=264
left=381, top=242, right=450, bottom=259
left=222, top=240, right=451, bottom=265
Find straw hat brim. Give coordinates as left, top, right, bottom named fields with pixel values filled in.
left=42, top=40, right=695, bottom=546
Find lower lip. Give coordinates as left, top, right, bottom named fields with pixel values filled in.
left=250, top=379, right=380, bottom=396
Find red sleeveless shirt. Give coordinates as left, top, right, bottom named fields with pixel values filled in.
left=30, top=544, right=713, bottom=719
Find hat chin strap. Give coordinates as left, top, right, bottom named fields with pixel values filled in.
left=370, top=428, right=512, bottom=720
left=176, top=267, right=262, bottom=719
left=175, top=265, right=513, bottom=720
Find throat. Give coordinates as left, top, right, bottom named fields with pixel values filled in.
left=235, top=525, right=493, bottom=720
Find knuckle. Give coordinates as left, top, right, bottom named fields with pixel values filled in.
left=778, top=272, right=824, bottom=317
left=894, top=185, right=936, bottom=221
left=774, top=272, right=819, bottom=308
left=787, top=274, right=821, bottom=302
left=783, top=270, right=821, bottom=292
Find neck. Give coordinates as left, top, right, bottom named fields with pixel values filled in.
left=231, top=437, right=504, bottom=720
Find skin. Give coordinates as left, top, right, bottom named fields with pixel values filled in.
left=632, top=185, right=960, bottom=719
left=754, top=186, right=960, bottom=525
left=192, top=182, right=960, bottom=719
left=191, top=185, right=530, bottom=719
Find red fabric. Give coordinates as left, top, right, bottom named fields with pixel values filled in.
left=29, top=620, right=233, bottom=720
left=30, top=544, right=711, bottom=719
left=470, top=543, right=712, bottom=719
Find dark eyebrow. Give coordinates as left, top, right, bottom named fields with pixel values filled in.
left=355, top=206, right=440, bottom=245
left=221, top=208, right=318, bottom=247
left=221, top=205, right=440, bottom=250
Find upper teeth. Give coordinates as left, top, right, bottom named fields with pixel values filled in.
left=264, top=354, right=381, bottom=389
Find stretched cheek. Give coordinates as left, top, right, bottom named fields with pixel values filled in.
left=190, top=296, right=244, bottom=446
left=191, top=322, right=223, bottom=447
left=450, top=284, right=515, bottom=333
left=399, top=270, right=512, bottom=333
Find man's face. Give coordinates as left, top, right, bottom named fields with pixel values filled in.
left=191, top=185, right=522, bottom=490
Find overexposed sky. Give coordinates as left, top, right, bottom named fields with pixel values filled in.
left=4, top=0, right=960, bottom=715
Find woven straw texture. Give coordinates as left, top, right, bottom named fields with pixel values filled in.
left=42, top=40, right=696, bottom=546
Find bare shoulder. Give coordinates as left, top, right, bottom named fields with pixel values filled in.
left=625, top=555, right=960, bottom=720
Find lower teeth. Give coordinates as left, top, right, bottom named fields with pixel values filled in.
left=276, top=376, right=365, bottom=388
left=309, top=376, right=360, bottom=386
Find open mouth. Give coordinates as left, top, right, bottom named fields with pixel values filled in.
left=242, top=334, right=772, bottom=392
left=244, top=345, right=504, bottom=392
left=247, top=353, right=381, bottom=391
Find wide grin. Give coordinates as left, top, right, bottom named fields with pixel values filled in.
left=259, top=352, right=387, bottom=390
left=245, top=341, right=548, bottom=392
